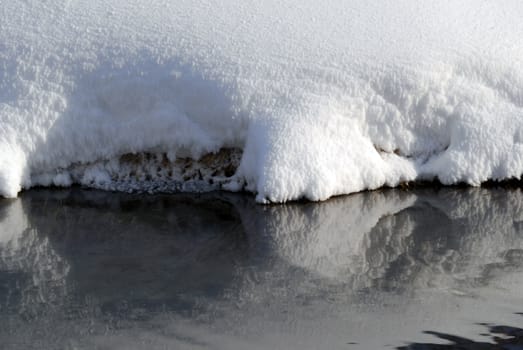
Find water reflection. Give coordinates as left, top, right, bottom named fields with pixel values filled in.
left=0, top=199, right=69, bottom=319
left=2, top=191, right=249, bottom=316
left=0, top=188, right=522, bottom=349
left=238, top=189, right=523, bottom=295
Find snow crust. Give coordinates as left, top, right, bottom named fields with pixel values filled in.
left=1, top=0, right=523, bottom=202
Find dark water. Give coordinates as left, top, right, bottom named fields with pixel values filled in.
left=0, top=188, right=522, bottom=349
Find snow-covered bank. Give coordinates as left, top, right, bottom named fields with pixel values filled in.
left=1, top=0, right=523, bottom=202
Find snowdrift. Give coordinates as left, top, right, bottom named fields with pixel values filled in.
left=1, top=0, right=522, bottom=202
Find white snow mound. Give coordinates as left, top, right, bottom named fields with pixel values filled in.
left=1, top=0, right=523, bottom=202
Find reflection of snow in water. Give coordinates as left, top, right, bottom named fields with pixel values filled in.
left=0, top=200, right=28, bottom=250
left=242, top=189, right=523, bottom=294
left=268, top=191, right=416, bottom=282
left=0, top=189, right=522, bottom=349
left=0, top=199, right=70, bottom=317
left=200, top=189, right=523, bottom=350
left=410, top=190, right=523, bottom=293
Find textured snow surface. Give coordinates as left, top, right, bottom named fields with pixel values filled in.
left=1, top=0, right=523, bottom=202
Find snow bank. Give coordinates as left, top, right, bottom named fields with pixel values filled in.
left=1, top=0, right=523, bottom=202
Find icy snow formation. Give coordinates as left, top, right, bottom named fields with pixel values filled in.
left=1, top=0, right=523, bottom=202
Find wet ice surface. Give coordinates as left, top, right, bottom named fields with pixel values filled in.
left=0, top=188, right=522, bottom=349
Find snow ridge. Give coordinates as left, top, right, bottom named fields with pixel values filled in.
left=1, top=0, right=523, bottom=202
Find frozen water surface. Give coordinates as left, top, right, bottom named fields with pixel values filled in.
left=0, top=188, right=522, bottom=349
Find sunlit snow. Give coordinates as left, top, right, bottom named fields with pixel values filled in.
left=1, top=0, right=522, bottom=202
